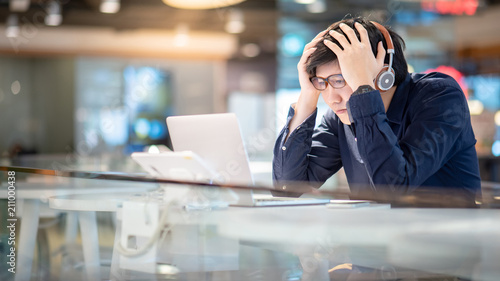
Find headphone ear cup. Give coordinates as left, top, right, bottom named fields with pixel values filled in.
left=375, top=64, right=395, bottom=92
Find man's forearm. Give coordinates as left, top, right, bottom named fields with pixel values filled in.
left=286, top=92, right=320, bottom=141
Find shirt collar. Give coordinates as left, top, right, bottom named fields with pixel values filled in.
left=386, top=73, right=411, bottom=125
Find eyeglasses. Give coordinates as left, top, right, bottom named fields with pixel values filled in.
left=310, top=74, right=346, bottom=91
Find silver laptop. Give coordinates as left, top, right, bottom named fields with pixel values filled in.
left=167, top=113, right=331, bottom=207
left=131, top=151, right=217, bottom=183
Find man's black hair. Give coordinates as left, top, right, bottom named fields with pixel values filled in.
left=306, top=17, right=408, bottom=86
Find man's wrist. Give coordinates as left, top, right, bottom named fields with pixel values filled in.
left=352, top=84, right=376, bottom=96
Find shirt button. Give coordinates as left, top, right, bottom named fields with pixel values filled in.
left=282, top=185, right=287, bottom=190
left=354, top=138, right=357, bottom=142
left=282, top=146, right=286, bottom=151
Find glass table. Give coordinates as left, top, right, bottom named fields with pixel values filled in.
left=1, top=154, right=500, bottom=281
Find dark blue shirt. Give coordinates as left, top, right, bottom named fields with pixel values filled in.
left=273, top=72, right=481, bottom=198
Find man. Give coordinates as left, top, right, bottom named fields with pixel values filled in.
left=272, top=17, right=481, bottom=202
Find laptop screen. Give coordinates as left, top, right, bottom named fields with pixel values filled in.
left=167, top=113, right=254, bottom=186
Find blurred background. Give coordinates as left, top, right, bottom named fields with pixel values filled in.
left=0, top=0, right=500, bottom=182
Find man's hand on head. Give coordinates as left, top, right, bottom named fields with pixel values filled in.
left=297, top=29, right=327, bottom=98
left=323, top=22, right=386, bottom=92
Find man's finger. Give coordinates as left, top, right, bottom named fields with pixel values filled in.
left=298, top=47, right=317, bottom=69
left=329, top=30, right=349, bottom=50
left=324, top=39, right=343, bottom=56
left=312, top=29, right=328, bottom=41
left=339, top=23, right=360, bottom=45
left=304, top=36, right=324, bottom=50
left=355, top=22, right=370, bottom=44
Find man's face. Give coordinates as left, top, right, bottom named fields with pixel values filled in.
left=315, top=60, right=353, bottom=125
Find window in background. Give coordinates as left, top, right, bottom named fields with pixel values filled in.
left=124, top=66, right=174, bottom=153
left=75, top=59, right=174, bottom=156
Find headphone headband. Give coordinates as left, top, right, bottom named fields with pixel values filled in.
left=370, top=21, right=394, bottom=53
left=370, top=21, right=396, bottom=91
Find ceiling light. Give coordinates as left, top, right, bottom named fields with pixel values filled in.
left=45, top=1, right=62, bottom=26
left=295, top=0, right=316, bottom=4
left=495, top=111, right=500, bottom=126
left=162, top=0, right=246, bottom=9
left=11, top=80, right=21, bottom=95
left=468, top=99, right=483, bottom=116
left=225, top=21, right=245, bottom=34
left=225, top=9, right=245, bottom=34
left=100, top=0, right=120, bottom=14
left=174, top=23, right=189, bottom=47
left=306, top=0, right=326, bottom=13
left=241, top=43, right=260, bottom=57
left=9, top=0, right=30, bottom=12
left=6, top=14, right=20, bottom=38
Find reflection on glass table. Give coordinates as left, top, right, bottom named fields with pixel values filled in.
left=0, top=170, right=158, bottom=281
left=1, top=165, right=500, bottom=281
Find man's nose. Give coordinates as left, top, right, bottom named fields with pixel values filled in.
left=324, top=89, right=342, bottom=104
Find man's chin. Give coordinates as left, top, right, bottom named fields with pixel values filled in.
left=337, top=115, right=351, bottom=125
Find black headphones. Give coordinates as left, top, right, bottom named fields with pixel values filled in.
left=371, top=21, right=395, bottom=92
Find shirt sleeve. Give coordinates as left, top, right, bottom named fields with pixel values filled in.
left=346, top=82, right=469, bottom=192
left=272, top=105, right=343, bottom=188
